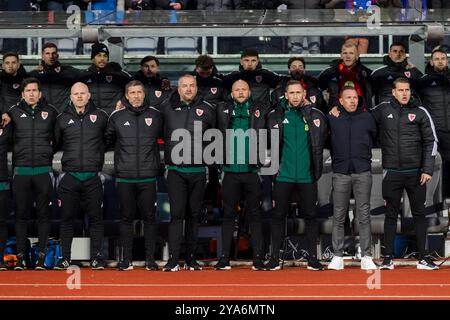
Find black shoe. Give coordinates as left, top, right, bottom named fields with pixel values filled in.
left=184, top=258, right=202, bottom=271
left=118, top=259, right=133, bottom=271
left=14, top=253, right=26, bottom=271
left=0, top=259, right=7, bottom=271
left=145, top=258, right=159, bottom=271
left=252, top=257, right=266, bottom=271
left=54, top=257, right=70, bottom=270
left=379, top=256, right=394, bottom=270
left=35, top=252, right=46, bottom=270
left=163, top=259, right=180, bottom=272
left=417, top=256, right=439, bottom=270
left=214, top=257, right=231, bottom=270
left=91, top=256, right=106, bottom=270
left=307, top=257, right=324, bottom=271
left=264, top=258, right=281, bottom=271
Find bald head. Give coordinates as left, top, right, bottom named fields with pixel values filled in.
left=70, top=82, right=91, bottom=110
left=231, top=79, right=250, bottom=104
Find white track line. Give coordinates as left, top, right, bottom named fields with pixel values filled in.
left=1, top=295, right=450, bottom=299
left=0, top=283, right=450, bottom=287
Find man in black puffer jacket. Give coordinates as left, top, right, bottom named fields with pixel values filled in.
left=0, top=52, right=28, bottom=113
left=222, top=48, right=281, bottom=103
left=54, top=82, right=108, bottom=271
left=265, top=80, right=328, bottom=271
left=7, top=78, right=59, bottom=271
left=371, top=42, right=422, bottom=105
left=105, top=80, right=163, bottom=271
left=29, top=43, right=81, bottom=113
left=160, top=74, right=216, bottom=272
left=78, top=42, right=132, bottom=115
left=214, top=79, right=269, bottom=271
left=418, top=48, right=450, bottom=195
left=371, top=78, right=439, bottom=271
left=132, top=55, right=171, bottom=109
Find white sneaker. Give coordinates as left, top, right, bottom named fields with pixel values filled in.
left=328, top=256, right=344, bottom=270
left=361, top=256, right=377, bottom=270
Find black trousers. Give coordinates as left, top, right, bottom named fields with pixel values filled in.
left=167, top=170, right=206, bottom=260
left=0, top=189, right=10, bottom=256
left=58, top=173, right=104, bottom=260
left=271, top=181, right=319, bottom=259
left=221, top=172, right=262, bottom=259
left=13, top=173, right=53, bottom=254
left=382, top=170, right=427, bottom=258
left=117, top=181, right=157, bottom=261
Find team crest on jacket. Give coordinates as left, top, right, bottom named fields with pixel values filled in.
left=0, top=129, right=3, bottom=136
left=310, top=95, right=316, bottom=104
left=41, top=111, right=48, bottom=120
left=404, top=71, right=411, bottom=78
left=106, top=75, right=112, bottom=83
left=196, top=109, right=204, bottom=116
left=210, top=87, right=217, bottom=95
left=154, top=90, right=162, bottom=98
left=255, top=75, right=262, bottom=83
left=408, top=113, right=416, bottom=121
left=313, top=119, right=321, bottom=127
left=254, top=110, right=260, bottom=118
left=54, top=66, right=61, bottom=73
left=145, top=118, right=152, bottom=126
left=13, top=83, right=20, bottom=89
left=90, top=114, right=97, bottom=123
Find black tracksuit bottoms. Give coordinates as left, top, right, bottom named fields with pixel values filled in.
left=117, top=181, right=157, bottom=261
left=0, top=189, right=10, bottom=257
left=13, top=173, right=54, bottom=255
left=382, top=170, right=428, bottom=259
left=57, top=173, right=104, bottom=260
left=167, top=170, right=206, bottom=260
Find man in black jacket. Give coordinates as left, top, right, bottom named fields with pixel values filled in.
left=318, top=41, right=372, bottom=111
left=53, top=82, right=108, bottom=270
left=371, top=42, right=422, bottom=105
left=0, top=52, right=28, bottom=113
left=214, top=79, right=269, bottom=271
left=371, top=78, right=439, bottom=270
left=160, top=74, right=216, bottom=272
left=265, top=80, right=328, bottom=271
left=29, top=43, right=80, bottom=113
left=132, top=55, right=171, bottom=109
left=418, top=48, right=450, bottom=196
left=327, top=86, right=377, bottom=271
left=105, top=80, right=163, bottom=271
left=0, top=123, right=10, bottom=271
left=271, top=57, right=326, bottom=113
left=79, top=42, right=132, bottom=115
left=222, top=48, right=281, bottom=103
left=8, top=78, right=59, bottom=270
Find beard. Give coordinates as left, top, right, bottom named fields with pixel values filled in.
left=290, top=71, right=304, bottom=81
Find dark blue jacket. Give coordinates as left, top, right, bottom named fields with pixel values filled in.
left=327, top=105, right=377, bottom=174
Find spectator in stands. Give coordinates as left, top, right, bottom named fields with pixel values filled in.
left=53, top=82, right=108, bottom=271
left=0, top=115, right=10, bottom=271
left=79, top=42, right=132, bottom=115
left=8, top=78, right=59, bottom=270
left=318, top=41, right=372, bottom=111
left=271, top=57, right=326, bottom=113
left=105, top=80, right=163, bottom=271
left=418, top=48, right=450, bottom=196
left=196, top=0, right=234, bottom=9
left=265, top=80, right=328, bottom=271
left=371, top=42, right=422, bottom=105
left=327, top=86, right=377, bottom=271
left=132, top=55, right=171, bottom=108
left=283, top=0, right=322, bottom=54
left=29, top=43, right=80, bottom=113
left=234, top=0, right=280, bottom=8
left=371, top=78, right=439, bottom=271
left=192, top=55, right=228, bottom=106
left=214, top=79, right=269, bottom=271
left=0, top=52, right=28, bottom=113
left=222, top=48, right=282, bottom=103
left=46, top=0, right=76, bottom=11
left=159, top=74, right=216, bottom=272
left=153, top=0, right=188, bottom=9
left=125, top=0, right=154, bottom=10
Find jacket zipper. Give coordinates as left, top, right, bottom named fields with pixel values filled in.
left=136, top=116, right=140, bottom=178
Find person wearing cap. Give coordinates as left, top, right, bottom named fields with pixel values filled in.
left=132, top=55, right=171, bottom=109
left=79, top=42, right=132, bottom=115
